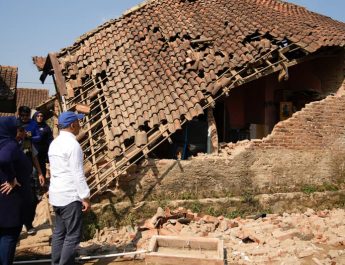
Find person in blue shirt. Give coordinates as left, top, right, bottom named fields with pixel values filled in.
left=0, top=116, right=32, bottom=265
left=16, top=106, right=45, bottom=235
left=17, top=106, right=41, bottom=142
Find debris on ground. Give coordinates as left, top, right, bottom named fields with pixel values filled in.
left=17, top=200, right=345, bottom=264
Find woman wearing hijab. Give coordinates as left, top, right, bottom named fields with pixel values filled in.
left=0, top=116, right=32, bottom=265
left=32, top=111, right=53, bottom=179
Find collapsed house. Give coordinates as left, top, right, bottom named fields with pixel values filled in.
left=0, top=65, right=49, bottom=116
left=34, top=0, right=345, bottom=199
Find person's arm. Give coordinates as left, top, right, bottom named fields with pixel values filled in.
left=31, top=145, right=45, bottom=186
left=29, top=121, right=42, bottom=143
left=0, top=143, right=22, bottom=194
left=70, top=142, right=91, bottom=211
left=0, top=177, right=21, bottom=195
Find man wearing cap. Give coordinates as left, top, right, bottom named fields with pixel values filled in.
left=48, top=111, right=90, bottom=265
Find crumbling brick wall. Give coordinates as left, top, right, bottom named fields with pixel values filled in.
left=255, top=95, right=345, bottom=150
left=103, top=51, right=345, bottom=205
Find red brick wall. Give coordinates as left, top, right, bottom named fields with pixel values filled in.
left=254, top=51, right=345, bottom=151
left=256, top=95, right=345, bottom=150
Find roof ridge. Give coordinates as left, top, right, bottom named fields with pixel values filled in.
left=59, top=0, right=159, bottom=56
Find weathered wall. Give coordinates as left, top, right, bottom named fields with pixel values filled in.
left=96, top=51, right=345, bottom=207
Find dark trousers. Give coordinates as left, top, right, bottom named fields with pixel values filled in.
left=52, top=201, right=82, bottom=265
left=37, top=152, right=47, bottom=178
left=0, top=226, right=22, bottom=265
left=24, top=177, right=38, bottom=230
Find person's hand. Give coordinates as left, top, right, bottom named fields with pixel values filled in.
left=26, top=131, right=32, bottom=138
left=82, top=198, right=91, bottom=212
left=38, top=174, right=46, bottom=187
left=0, top=178, right=21, bottom=195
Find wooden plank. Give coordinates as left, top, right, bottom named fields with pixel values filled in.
left=48, top=53, right=67, bottom=96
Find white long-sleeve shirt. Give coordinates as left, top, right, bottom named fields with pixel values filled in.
left=48, top=131, right=90, bottom=207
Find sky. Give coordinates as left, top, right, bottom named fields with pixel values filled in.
left=0, top=0, right=344, bottom=95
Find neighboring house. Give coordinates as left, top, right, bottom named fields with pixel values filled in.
left=36, top=0, right=345, bottom=197
left=0, top=65, right=17, bottom=114
left=0, top=65, right=49, bottom=116
left=16, top=88, right=49, bottom=111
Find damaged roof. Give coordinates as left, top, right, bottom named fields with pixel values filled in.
left=44, top=0, right=345, bottom=195
left=55, top=0, right=345, bottom=134
left=0, top=65, right=17, bottom=100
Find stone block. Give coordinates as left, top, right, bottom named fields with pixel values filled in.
left=272, top=229, right=300, bottom=241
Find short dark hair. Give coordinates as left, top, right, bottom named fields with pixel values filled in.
left=18, top=106, right=31, bottom=114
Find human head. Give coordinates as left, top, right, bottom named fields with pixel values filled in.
left=58, top=111, right=84, bottom=136
left=34, top=111, right=44, bottom=123
left=16, top=126, right=26, bottom=142
left=0, top=116, right=18, bottom=141
left=18, top=106, right=31, bottom=123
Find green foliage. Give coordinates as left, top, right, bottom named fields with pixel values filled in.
left=82, top=210, right=99, bottom=241
left=186, top=201, right=202, bottom=213
left=301, top=185, right=317, bottom=194
left=321, top=182, right=339, bottom=192
left=205, top=206, right=219, bottom=216
left=180, top=191, right=198, bottom=200
left=98, top=204, right=119, bottom=229
left=301, top=183, right=339, bottom=194
left=225, top=210, right=244, bottom=219
left=242, top=191, right=255, bottom=204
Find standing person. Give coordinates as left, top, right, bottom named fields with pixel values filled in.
left=0, top=117, right=32, bottom=265
left=17, top=106, right=40, bottom=142
left=32, top=111, right=53, bottom=179
left=49, top=111, right=90, bottom=265
left=17, top=106, right=45, bottom=235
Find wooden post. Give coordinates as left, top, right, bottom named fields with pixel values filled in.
left=207, top=108, right=218, bottom=154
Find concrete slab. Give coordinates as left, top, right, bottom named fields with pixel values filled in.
left=145, top=235, right=224, bottom=265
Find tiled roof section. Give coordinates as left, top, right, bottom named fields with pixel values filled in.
left=16, top=88, right=49, bottom=110
left=0, top=65, right=17, bottom=100
left=32, top=56, right=47, bottom=71
left=55, top=0, right=345, bottom=153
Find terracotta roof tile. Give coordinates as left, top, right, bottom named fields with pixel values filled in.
left=16, top=88, right=49, bottom=110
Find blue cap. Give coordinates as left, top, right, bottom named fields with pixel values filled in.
left=58, top=111, right=84, bottom=128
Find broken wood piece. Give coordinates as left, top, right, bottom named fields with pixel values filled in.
left=75, top=103, right=91, bottom=114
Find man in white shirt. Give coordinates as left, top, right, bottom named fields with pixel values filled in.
left=48, top=111, right=90, bottom=265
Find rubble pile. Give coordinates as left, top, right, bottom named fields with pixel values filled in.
left=17, top=202, right=345, bottom=264
left=217, top=140, right=253, bottom=157
left=79, top=207, right=345, bottom=264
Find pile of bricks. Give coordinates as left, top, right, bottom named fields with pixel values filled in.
left=135, top=207, right=345, bottom=264
left=19, top=201, right=345, bottom=264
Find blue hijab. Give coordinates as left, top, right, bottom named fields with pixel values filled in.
left=0, top=116, right=17, bottom=148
